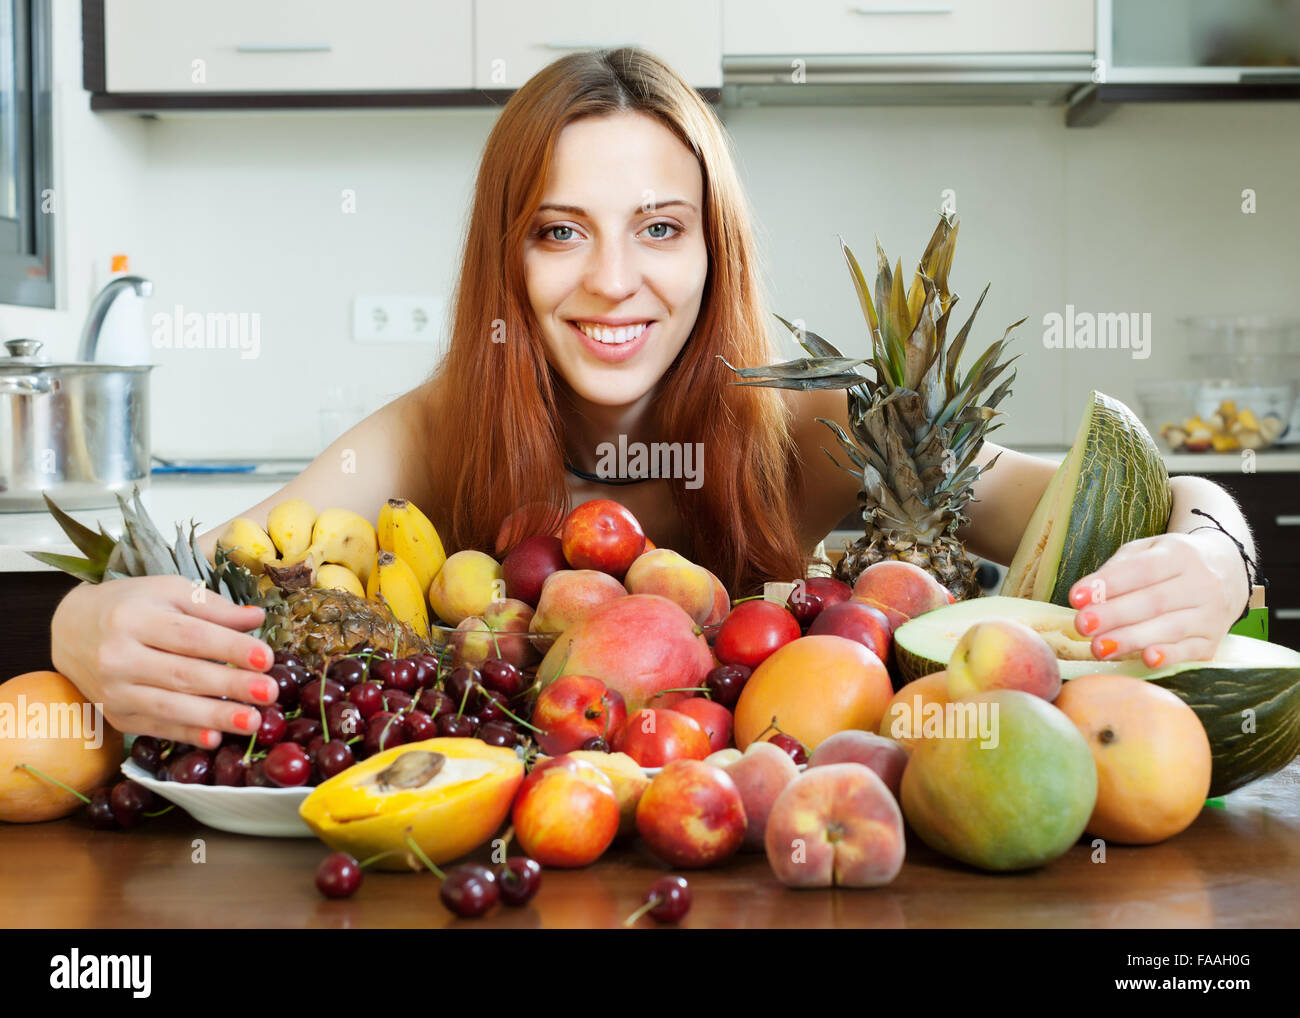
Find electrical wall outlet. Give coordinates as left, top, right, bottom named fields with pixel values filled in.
left=352, top=295, right=447, bottom=343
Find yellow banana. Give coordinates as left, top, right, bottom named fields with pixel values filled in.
left=217, top=518, right=279, bottom=575
left=377, top=498, right=447, bottom=596
left=365, top=551, right=381, bottom=600
left=317, top=563, right=365, bottom=599
left=267, top=498, right=319, bottom=559
left=371, top=551, right=430, bottom=638
left=309, top=507, right=378, bottom=585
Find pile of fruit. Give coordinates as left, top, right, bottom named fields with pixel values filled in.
left=1159, top=399, right=1286, bottom=453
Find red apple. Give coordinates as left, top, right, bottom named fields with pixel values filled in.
left=560, top=499, right=646, bottom=579
left=636, top=760, right=747, bottom=868
left=805, top=577, right=852, bottom=609
left=511, top=755, right=620, bottom=868
left=532, top=675, right=628, bottom=756
left=502, top=534, right=568, bottom=607
left=671, top=697, right=733, bottom=753
left=714, top=600, right=801, bottom=669
left=807, top=600, right=892, bottom=664
left=613, top=707, right=711, bottom=768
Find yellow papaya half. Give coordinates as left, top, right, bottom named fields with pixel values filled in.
left=298, top=738, right=523, bottom=871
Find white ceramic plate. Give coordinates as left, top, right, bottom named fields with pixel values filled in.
left=120, top=759, right=315, bottom=838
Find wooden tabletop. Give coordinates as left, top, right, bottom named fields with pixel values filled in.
left=3, top=758, right=1298, bottom=929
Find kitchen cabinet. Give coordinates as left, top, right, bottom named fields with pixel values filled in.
left=722, top=0, right=1095, bottom=57
left=98, top=0, right=473, bottom=93
left=473, top=0, right=721, bottom=89
left=84, top=0, right=722, bottom=111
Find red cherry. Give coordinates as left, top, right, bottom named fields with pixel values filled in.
left=264, top=742, right=312, bottom=786
left=768, top=733, right=808, bottom=766
left=316, top=852, right=363, bottom=898
left=704, top=664, right=752, bottom=709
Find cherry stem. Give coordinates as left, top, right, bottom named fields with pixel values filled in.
left=731, top=594, right=767, bottom=605
left=404, top=834, right=446, bottom=879
left=358, top=848, right=405, bottom=869
left=17, top=763, right=91, bottom=804
left=622, top=894, right=663, bottom=928
left=455, top=681, right=471, bottom=720
left=142, top=804, right=175, bottom=818
left=242, top=727, right=257, bottom=765
left=489, top=697, right=543, bottom=734
left=651, top=687, right=709, bottom=697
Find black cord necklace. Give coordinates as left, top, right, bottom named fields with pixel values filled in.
left=564, top=461, right=650, bottom=486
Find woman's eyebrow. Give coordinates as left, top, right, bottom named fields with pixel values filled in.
left=536, top=199, right=698, bottom=216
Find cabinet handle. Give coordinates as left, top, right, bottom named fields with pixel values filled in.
left=852, top=4, right=954, bottom=14
left=1275, top=609, right=1300, bottom=620
left=1277, top=515, right=1300, bottom=527
left=236, top=43, right=333, bottom=54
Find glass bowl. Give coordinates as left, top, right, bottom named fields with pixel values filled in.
left=1136, top=379, right=1295, bottom=452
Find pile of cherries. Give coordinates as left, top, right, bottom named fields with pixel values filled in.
left=126, top=643, right=537, bottom=789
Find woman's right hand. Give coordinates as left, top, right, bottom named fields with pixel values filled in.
left=51, top=576, right=280, bottom=749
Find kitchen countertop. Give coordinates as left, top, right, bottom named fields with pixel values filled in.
left=0, top=466, right=308, bottom=572
left=3, top=757, right=1297, bottom=929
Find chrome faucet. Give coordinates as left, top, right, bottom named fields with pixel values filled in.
left=77, top=275, right=154, bottom=362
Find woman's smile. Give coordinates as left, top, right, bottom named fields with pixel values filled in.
left=566, top=318, right=656, bottom=363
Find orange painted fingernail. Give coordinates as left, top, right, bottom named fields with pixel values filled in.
left=201, top=729, right=221, bottom=749
left=234, top=710, right=260, bottom=732
left=1071, top=586, right=1092, bottom=608
left=1096, top=638, right=1118, bottom=658
left=1077, top=611, right=1099, bottom=635
left=1146, top=648, right=1165, bottom=668
left=252, top=678, right=276, bottom=702
left=248, top=646, right=271, bottom=670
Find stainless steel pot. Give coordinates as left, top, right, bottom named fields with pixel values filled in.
left=0, top=338, right=153, bottom=512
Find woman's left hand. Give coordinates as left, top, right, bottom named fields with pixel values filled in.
left=1067, top=530, right=1248, bottom=670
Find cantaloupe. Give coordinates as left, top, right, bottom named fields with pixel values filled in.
left=0, top=672, right=124, bottom=822
left=1002, top=391, right=1172, bottom=605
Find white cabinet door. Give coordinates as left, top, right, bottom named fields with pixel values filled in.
left=723, top=0, right=1094, bottom=56
left=103, top=0, right=473, bottom=92
left=474, top=0, right=722, bottom=89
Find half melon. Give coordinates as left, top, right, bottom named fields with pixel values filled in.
left=1002, top=391, right=1172, bottom=605
left=893, top=596, right=1300, bottom=796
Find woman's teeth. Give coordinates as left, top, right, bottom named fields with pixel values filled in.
left=573, top=321, right=650, bottom=345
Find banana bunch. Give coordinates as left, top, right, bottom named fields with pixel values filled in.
left=216, top=495, right=447, bottom=640
left=217, top=499, right=376, bottom=596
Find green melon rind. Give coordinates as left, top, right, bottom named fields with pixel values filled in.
left=893, top=596, right=1300, bottom=797
left=1001, top=392, right=1172, bottom=606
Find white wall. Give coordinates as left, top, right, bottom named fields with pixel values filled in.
left=4, top=6, right=1298, bottom=457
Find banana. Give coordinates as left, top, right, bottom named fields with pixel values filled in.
left=318, top=563, right=366, bottom=599
left=377, top=498, right=447, bottom=596
left=217, top=518, right=279, bottom=575
left=267, top=498, right=319, bottom=559
left=365, top=551, right=380, bottom=600
left=309, top=507, right=378, bottom=585
left=371, top=551, right=430, bottom=638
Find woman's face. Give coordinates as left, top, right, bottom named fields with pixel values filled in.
left=523, top=111, right=708, bottom=408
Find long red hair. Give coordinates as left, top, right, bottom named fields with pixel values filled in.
left=425, top=47, right=807, bottom=596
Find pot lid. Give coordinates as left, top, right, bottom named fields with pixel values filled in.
left=1, top=338, right=154, bottom=373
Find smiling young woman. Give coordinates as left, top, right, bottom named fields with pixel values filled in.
left=50, top=47, right=1255, bottom=749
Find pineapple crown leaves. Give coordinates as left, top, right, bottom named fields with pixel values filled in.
left=722, top=211, right=1024, bottom=540
left=28, top=485, right=270, bottom=611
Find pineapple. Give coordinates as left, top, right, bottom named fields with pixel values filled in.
left=727, top=211, right=1022, bottom=600
left=30, top=488, right=435, bottom=671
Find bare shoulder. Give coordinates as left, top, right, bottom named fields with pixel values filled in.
left=196, top=379, right=440, bottom=556
left=777, top=387, right=861, bottom=549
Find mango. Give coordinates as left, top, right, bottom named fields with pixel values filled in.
left=428, top=550, right=504, bottom=626
left=298, top=738, right=522, bottom=870
left=900, top=690, right=1097, bottom=871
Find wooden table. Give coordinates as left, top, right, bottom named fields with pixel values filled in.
left=3, top=759, right=1298, bottom=929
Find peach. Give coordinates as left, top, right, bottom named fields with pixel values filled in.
left=511, top=755, right=619, bottom=868
left=529, top=569, right=628, bottom=651
left=703, top=748, right=743, bottom=768
left=850, top=560, right=953, bottom=631
left=703, top=569, right=731, bottom=627
left=878, top=670, right=951, bottom=749
left=567, top=749, right=651, bottom=839
left=764, top=763, right=906, bottom=888
left=724, top=740, right=800, bottom=852
left=561, top=498, right=645, bottom=579
left=538, top=594, right=714, bottom=712
left=733, top=635, right=892, bottom=751
left=946, top=619, right=1062, bottom=702
left=449, top=597, right=537, bottom=669
left=636, top=760, right=747, bottom=868
left=806, top=729, right=909, bottom=799
left=428, top=550, right=504, bottom=626
left=624, top=549, right=716, bottom=624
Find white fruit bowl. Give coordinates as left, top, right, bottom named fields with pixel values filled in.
left=120, top=759, right=315, bottom=838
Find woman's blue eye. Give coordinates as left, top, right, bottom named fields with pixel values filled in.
left=645, top=222, right=677, bottom=239
left=539, top=222, right=678, bottom=242
left=544, top=225, right=575, bottom=242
